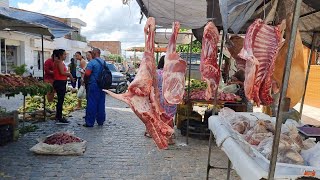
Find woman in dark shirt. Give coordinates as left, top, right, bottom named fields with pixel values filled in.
left=68, top=58, right=77, bottom=88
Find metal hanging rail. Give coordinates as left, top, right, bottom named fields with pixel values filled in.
left=213, top=31, right=226, bottom=114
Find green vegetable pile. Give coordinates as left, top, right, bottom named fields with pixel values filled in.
left=19, top=92, right=87, bottom=119
left=186, top=79, right=207, bottom=91
left=0, top=74, right=52, bottom=96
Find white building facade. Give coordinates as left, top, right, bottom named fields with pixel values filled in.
left=0, top=1, right=90, bottom=76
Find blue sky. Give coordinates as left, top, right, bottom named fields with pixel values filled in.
left=10, top=0, right=90, bottom=9
left=8, top=0, right=147, bottom=56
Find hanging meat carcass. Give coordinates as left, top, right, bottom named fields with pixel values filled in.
left=162, top=22, right=187, bottom=104
left=272, top=14, right=306, bottom=108
left=200, top=22, right=220, bottom=101
left=238, top=19, right=284, bottom=106
left=104, top=17, right=174, bottom=149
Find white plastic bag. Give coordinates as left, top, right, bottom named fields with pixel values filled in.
left=77, top=85, right=86, bottom=99
left=301, top=142, right=320, bottom=167
left=30, top=131, right=87, bottom=156
left=221, top=84, right=239, bottom=94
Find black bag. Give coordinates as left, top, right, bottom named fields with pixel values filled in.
left=95, top=59, right=112, bottom=89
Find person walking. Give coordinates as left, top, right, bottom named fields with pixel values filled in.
left=44, top=49, right=59, bottom=102
left=68, top=58, right=77, bottom=88
left=86, top=51, right=93, bottom=62
left=83, top=48, right=107, bottom=127
left=75, top=52, right=86, bottom=89
left=53, top=49, right=74, bottom=124
left=75, top=52, right=86, bottom=110
left=144, top=55, right=177, bottom=145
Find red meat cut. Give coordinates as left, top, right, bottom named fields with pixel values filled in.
left=162, top=22, right=187, bottom=104
left=238, top=19, right=283, bottom=106
left=200, top=22, right=220, bottom=101
left=104, top=17, right=174, bottom=150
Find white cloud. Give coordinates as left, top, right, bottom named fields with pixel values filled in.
left=17, top=0, right=147, bottom=57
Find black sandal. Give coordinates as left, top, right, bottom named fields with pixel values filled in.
left=144, top=131, right=152, bottom=138
left=83, top=124, right=93, bottom=127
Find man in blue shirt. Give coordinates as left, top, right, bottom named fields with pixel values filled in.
left=83, top=48, right=106, bottom=127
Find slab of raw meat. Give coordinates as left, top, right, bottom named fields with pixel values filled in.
left=226, top=36, right=246, bottom=71
left=200, top=22, right=220, bottom=101
left=162, top=22, right=187, bottom=104
left=238, top=19, right=282, bottom=106
left=104, top=17, right=173, bottom=149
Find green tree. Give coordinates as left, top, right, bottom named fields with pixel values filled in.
left=177, top=28, right=202, bottom=53
left=107, top=54, right=124, bottom=63
left=177, top=40, right=202, bottom=53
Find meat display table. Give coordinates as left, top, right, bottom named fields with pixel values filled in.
left=206, top=113, right=320, bottom=180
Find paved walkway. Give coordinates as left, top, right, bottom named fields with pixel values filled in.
left=0, top=95, right=239, bottom=180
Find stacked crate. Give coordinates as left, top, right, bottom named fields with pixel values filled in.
left=0, top=110, right=18, bottom=146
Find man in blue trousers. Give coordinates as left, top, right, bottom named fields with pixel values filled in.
left=83, top=48, right=106, bottom=127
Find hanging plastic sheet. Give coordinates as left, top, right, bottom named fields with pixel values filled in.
left=219, top=0, right=263, bottom=34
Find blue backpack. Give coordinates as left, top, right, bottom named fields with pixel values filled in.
left=95, top=59, right=112, bottom=89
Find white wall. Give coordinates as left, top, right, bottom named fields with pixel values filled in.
left=0, top=31, right=91, bottom=74
left=54, top=38, right=90, bottom=64
left=0, top=31, right=33, bottom=70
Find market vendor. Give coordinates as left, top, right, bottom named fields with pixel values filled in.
left=229, top=69, right=253, bottom=112
left=44, top=49, right=59, bottom=102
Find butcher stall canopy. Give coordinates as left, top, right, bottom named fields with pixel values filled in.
left=136, top=0, right=320, bottom=49
left=154, top=30, right=195, bottom=47
left=0, top=7, right=74, bottom=38
left=126, top=47, right=167, bottom=53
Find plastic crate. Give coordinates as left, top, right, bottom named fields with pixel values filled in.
left=0, top=124, right=14, bottom=146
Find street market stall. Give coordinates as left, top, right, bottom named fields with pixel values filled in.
left=0, top=7, right=75, bottom=145
left=134, top=0, right=320, bottom=179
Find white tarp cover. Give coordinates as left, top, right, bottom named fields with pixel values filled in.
left=0, top=7, right=74, bottom=38
left=154, top=30, right=195, bottom=46
left=219, top=0, right=263, bottom=34
left=0, top=14, right=52, bottom=36
left=141, top=0, right=208, bottom=29
left=137, top=0, right=320, bottom=48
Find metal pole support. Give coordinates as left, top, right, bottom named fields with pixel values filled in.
left=41, top=35, right=46, bottom=121
left=299, top=32, right=318, bottom=119
left=213, top=31, right=226, bottom=115
left=206, top=131, right=213, bottom=180
left=186, top=35, right=194, bottom=145
left=268, top=0, right=303, bottom=179
left=227, top=159, right=231, bottom=180
left=23, top=95, right=26, bottom=127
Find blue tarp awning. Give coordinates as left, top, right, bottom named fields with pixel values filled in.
left=0, top=7, right=74, bottom=39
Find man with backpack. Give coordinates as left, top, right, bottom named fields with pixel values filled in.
left=83, top=48, right=112, bottom=127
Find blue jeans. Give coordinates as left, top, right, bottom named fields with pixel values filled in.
left=85, top=83, right=106, bottom=126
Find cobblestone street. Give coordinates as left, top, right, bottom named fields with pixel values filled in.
left=0, top=95, right=239, bottom=180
